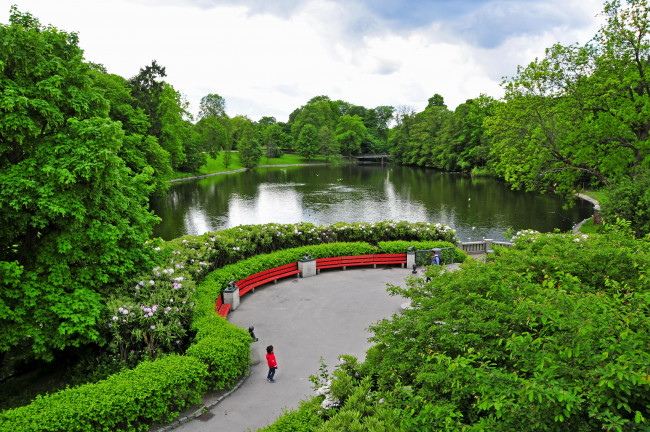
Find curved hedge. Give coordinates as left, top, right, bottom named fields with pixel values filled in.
left=0, top=222, right=462, bottom=431
left=0, top=355, right=208, bottom=432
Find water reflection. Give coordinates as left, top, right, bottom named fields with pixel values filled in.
left=150, top=164, right=592, bottom=241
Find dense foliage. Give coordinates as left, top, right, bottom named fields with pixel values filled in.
left=0, top=7, right=160, bottom=359
left=264, top=230, right=650, bottom=431
left=0, top=354, right=209, bottom=432
left=389, top=94, right=495, bottom=173
left=486, top=0, right=650, bottom=198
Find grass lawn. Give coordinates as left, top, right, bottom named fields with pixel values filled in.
left=581, top=188, right=607, bottom=204
left=578, top=217, right=605, bottom=234
left=168, top=152, right=348, bottom=180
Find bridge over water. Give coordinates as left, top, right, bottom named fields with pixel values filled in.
left=354, top=153, right=393, bottom=163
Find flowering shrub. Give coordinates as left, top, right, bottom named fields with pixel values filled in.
left=101, top=222, right=456, bottom=363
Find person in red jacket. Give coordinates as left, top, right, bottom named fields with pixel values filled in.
left=266, top=345, right=278, bottom=383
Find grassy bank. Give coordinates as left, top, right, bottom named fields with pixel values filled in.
left=581, top=188, right=607, bottom=204
left=169, top=152, right=349, bottom=180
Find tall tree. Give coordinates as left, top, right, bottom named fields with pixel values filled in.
left=261, top=123, right=285, bottom=160
left=289, top=96, right=340, bottom=147
left=0, top=7, right=158, bottom=359
left=92, top=70, right=172, bottom=195
left=184, top=116, right=228, bottom=172
left=157, top=83, right=191, bottom=170
left=335, top=115, right=367, bottom=157
left=318, top=125, right=339, bottom=162
left=235, top=117, right=262, bottom=168
left=296, top=124, right=319, bottom=159
left=128, top=60, right=166, bottom=138
left=198, top=93, right=226, bottom=119
left=238, top=138, right=263, bottom=168
left=487, top=0, right=650, bottom=196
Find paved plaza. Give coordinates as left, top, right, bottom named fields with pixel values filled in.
left=173, top=265, right=422, bottom=432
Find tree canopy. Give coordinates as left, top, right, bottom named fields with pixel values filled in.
left=486, top=0, right=650, bottom=196
left=0, top=7, right=159, bottom=358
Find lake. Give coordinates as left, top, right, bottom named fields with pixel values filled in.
left=149, top=164, right=592, bottom=242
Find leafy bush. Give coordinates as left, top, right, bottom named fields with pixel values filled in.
left=257, top=398, right=324, bottom=432
left=267, top=231, right=650, bottom=431
left=377, top=240, right=467, bottom=263
left=0, top=355, right=208, bottom=432
left=600, top=174, right=650, bottom=237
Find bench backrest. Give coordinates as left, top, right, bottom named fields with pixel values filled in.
left=237, top=262, right=299, bottom=287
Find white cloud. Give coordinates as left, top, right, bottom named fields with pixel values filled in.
left=4, top=0, right=605, bottom=121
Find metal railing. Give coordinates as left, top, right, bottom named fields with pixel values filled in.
left=457, top=239, right=513, bottom=254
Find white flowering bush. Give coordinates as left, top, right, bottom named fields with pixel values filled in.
left=103, top=221, right=460, bottom=363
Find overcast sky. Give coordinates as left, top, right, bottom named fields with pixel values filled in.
left=4, top=0, right=605, bottom=122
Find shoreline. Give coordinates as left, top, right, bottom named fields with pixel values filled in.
left=168, top=162, right=354, bottom=183
left=573, top=193, right=600, bottom=234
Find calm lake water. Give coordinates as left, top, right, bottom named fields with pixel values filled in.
left=149, top=164, right=592, bottom=242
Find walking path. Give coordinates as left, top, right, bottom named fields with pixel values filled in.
left=573, top=193, right=601, bottom=234
left=166, top=264, right=457, bottom=432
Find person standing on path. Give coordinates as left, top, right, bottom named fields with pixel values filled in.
left=266, top=345, right=278, bottom=383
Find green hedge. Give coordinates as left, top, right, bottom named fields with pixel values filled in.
left=377, top=240, right=467, bottom=263
left=0, top=355, right=208, bottom=432
left=186, top=314, right=250, bottom=390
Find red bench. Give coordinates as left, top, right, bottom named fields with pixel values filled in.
left=236, top=262, right=301, bottom=297
left=372, top=253, right=407, bottom=267
left=316, top=253, right=406, bottom=273
left=214, top=295, right=231, bottom=318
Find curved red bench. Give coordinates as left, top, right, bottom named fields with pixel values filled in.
left=215, top=253, right=407, bottom=317
left=214, top=295, right=231, bottom=318
left=236, top=262, right=301, bottom=296
left=316, top=253, right=406, bottom=273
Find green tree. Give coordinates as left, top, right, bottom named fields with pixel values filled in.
left=92, top=70, right=172, bottom=195
left=0, top=7, right=159, bottom=358
left=455, top=95, right=495, bottom=171
left=238, top=138, right=263, bottom=168
left=289, top=96, right=340, bottom=147
left=487, top=0, right=650, bottom=196
left=183, top=116, right=228, bottom=172
left=389, top=105, right=416, bottom=164
left=198, top=93, right=226, bottom=118
left=296, top=123, right=319, bottom=159
left=318, top=125, right=339, bottom=162
left=157, top=83, right=191, bottom=170
left=235, top=117, right=262, bottom=168
left=335, top=115, right=367, bottom=157
left=261, top=123, right=285, bottom=160
left=128, top=60, right=167, bottom=138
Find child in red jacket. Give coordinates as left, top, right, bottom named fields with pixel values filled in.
left=266, top=345, right=278, bottom=383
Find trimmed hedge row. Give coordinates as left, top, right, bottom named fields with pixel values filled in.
left=0, top=233, right=464, bottom=431
left=0, top=355, right=208, bottom=432
left=377, top=240, right=467, bottom=263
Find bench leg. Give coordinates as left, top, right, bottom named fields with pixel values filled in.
left=373, top=264, right=377, bottom=269
left=343, top=266, right=347, bottom=271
